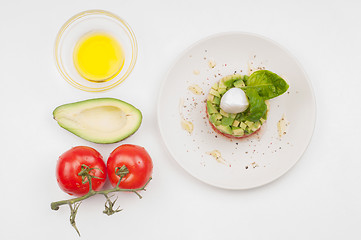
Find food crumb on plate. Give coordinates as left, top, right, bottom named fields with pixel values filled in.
left=208, top=59, right=216, bottom=68
left=181, top=119, right=194, bottom=134
left=193, top=69, right=200, bottom=75
left=251, top=162, right=259, bottom=168
left=277, top=114, right=289, bottom=137
left=187, top=84, right=203, bottom=95
left=179, top=98, right=194, bottom=134
left=207, top=150, right=227, bottom=165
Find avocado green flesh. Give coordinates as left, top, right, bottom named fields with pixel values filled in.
left=207, top=100, right=218, bottom=114
left=53, top=98, right=142, bottom=144
left=207, top=74, right=267, bottom=137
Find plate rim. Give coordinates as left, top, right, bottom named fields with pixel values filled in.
left=157, top=31, right=317, bottom=190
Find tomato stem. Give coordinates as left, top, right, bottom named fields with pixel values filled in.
left=115, top=165, right=129, bottom=188
left=69, top=202, right=81, bottom=236
left=51, top=164, right=151, bottom=236
left=50, top=177, right=151, bottom=210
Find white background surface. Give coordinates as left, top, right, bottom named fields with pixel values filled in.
left=0, top=0, right=360, bottom=239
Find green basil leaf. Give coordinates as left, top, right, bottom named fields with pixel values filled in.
left=245, top=88, right=267, bottom=122
left=244, top=70, right=289, bottom=100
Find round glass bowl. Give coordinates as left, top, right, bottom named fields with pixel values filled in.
left=55, top=10, right=138, bottom=92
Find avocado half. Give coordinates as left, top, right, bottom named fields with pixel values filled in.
left=53, top=98, right=142, bottom=144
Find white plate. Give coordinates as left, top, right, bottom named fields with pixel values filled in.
left=157, top=32, right=316, bottom=190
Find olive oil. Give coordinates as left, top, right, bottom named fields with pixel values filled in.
left=73, top=32, right=125, bottom=82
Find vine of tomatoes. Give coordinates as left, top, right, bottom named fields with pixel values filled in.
left=51, top=144, right=153, bottom=236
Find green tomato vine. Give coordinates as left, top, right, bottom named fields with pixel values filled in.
left=51, top=164, right=151, bottom=236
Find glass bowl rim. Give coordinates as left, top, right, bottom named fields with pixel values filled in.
left=54, top=9, right=138, bottom=92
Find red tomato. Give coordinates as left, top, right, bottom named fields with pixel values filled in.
left=107, top=144, right=153, bottom=189
left=56, top=146, right=106, bottom=196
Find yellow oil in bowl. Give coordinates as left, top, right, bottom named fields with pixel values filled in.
left=73, top=32, right=125, bottom=82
